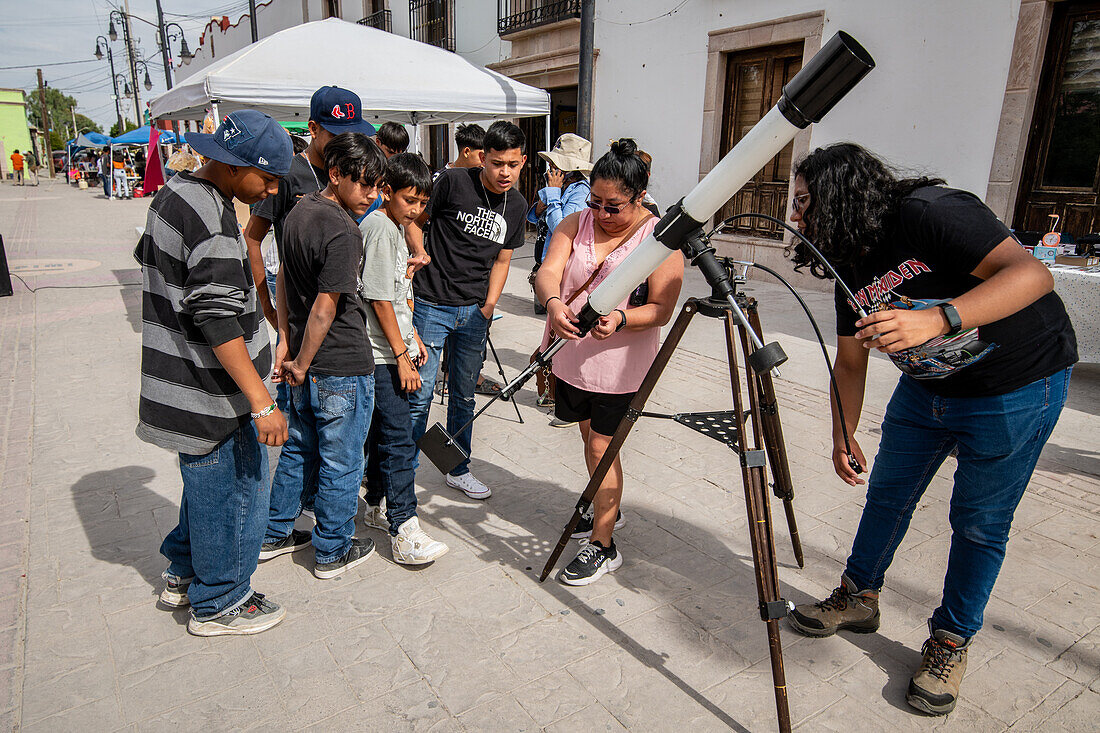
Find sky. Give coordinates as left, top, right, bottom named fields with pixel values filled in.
left=0, top=0, right=251, bottom=133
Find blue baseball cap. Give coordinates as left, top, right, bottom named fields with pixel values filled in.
left=310, top=86, right=377, bottom=136
left=188, top=110, right=293, bottom=176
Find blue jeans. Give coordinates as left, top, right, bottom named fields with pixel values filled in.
left=102, top=174, right=110, bottom=198
left=264, top=268, right=289, bottom=414
left=161, top=423, right=269, bottom=619
left=267, top=373, right=374, bottom=563
left=364, top=363, right=419, bottom=535
left=409, top=299, right=490, bottom=476
left=845, top=368, right=1071, bottom=639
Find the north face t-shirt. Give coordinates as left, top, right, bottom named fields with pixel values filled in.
left=252, top=153, right=328, bottom=258
left=414, top=166, right=527, bottom=306
left=834, top=186, right=1076, bottom=397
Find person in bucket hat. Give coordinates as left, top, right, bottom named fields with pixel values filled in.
left=136, top=109, right=294, bottom=637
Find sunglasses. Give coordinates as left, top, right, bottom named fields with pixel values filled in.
left=586, top=199, right=631, bottom=215
left=792, top=193, right=811, bottom=214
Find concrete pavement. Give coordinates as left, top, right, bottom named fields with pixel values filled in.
left=0, top=179, right=1097, bottom=731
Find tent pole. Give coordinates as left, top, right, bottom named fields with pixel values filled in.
left=545, top=113, right=551, bottom=153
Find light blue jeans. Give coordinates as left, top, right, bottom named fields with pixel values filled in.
left=162, top=423, right=269, bottom=619
left=845, top=368, right=1072, bottom=639
left=267, top=373, right=374, bottom=563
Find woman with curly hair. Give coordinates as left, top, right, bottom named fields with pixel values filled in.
left=786, top=143, right=1076, bottom=715
left=534, top=138, right=683, bottom=586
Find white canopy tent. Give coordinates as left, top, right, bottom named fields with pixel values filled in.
left=149, top=18, right=550, bottom=126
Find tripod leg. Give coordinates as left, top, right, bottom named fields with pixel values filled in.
left=539, top=301, right=699, bottom=582
left=485, top=331, right=523, bottom=424
left=744, top=303, right=803, bottom=567
left=725, top=313, right=791, bottom=733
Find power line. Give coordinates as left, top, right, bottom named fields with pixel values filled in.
left=599, top=0, right=692, bottom=26
left=0, top=59, right=100, bottom=71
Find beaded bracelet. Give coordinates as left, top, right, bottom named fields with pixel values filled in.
left=251, top=403, right=277, bottom=420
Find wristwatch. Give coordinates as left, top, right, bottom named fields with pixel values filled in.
left=941, top=303, right=963, bottom=336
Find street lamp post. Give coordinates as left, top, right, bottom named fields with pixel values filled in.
left=108, top=9, right=142, bottom=127
left=95, top=36, right=125, bottom=134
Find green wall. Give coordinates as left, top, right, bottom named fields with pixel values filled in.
left=0, top=89, right=34, bottom=175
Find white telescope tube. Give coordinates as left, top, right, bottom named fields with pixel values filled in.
left=588, top=107, right=801, bottom=315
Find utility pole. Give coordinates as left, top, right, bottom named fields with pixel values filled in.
left=122, top=0, right=142, bottom=126
left=36, top=69, right=56, bottom=178
left=248, top=0, right=259, bottom=42
left=154, top=0, right=173, bottom=90
left=577, top=0, right=595, bottom=140
left=71, top=106, right=79, bottom=140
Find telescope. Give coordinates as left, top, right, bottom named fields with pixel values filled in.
left=420, top=31, right=875, bottom=476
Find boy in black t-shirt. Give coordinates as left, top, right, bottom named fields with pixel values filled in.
left=784, top=144, right=1076, bottom=716
left=409, top=121, right=528, bottom=500
left=261, top=133, right=387, bottom=580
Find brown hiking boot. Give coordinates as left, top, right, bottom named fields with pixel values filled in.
left=907, top=624, right=970, bottom=715
left=787, top=574, right=880, bottom=637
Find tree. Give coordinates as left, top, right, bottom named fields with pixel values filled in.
left=24, top=88, right=103, bottom=145
left=110, top=120, right=139, bottom=138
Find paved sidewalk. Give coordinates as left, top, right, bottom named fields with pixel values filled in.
left=0, top=180, right=1097, bottom=731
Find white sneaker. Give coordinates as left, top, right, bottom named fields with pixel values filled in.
left=549, top=417, right=578, bottom=428
left=391, top=517, right=449, bottom=565
left=364, top=501, right=388, bottom=531
left=446, top=472, right=491, bottom=499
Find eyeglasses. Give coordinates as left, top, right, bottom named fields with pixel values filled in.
left=791, top=193, right=811, bottom=214
left=586, top=199, right=630, bottom=215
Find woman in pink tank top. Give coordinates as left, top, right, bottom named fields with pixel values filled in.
left=534, top=139, right=684, bottom=586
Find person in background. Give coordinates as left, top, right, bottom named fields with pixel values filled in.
left=375, top=121, right=410, bottom=158
left=24, top=149, right=39, bottom=186
left=409, top=121, right=528, bottom=501
left=529, top=134, right=593, bottom=316
left=437, top=123, right=485, bottom=177
left=785, top=143, right=1076, bottom=716
left=635, top=149, right=660, bottom=216
left=534, top=138, right=684, bottom=586
left=9, top=150, right=23, bottom=186
left=359, top=153, right=449, bottom=564
left=98, top=150, right=111, bottom=197
left=261, top=133, right=387, bottom=580
left=135, top=109, right=292, bottom=636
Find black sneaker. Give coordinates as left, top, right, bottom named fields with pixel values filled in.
left=314, top=537, right=375, bottom=579
left=158, top=572, right=192, bottom=608
left=187, top=593, right=286, bottom=637
left=258, top=529, right=312, bottom=561
left=559, top=540, right=622, bottom=586
left=570, top=510, right=625, bottom=539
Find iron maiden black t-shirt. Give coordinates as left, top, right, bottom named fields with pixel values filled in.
left=834, top=186, right=1076, bottom=398
left=414, top=166, right=528, bottom=306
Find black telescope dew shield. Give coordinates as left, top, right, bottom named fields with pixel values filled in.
left=418, top=32, right=874, bottom=474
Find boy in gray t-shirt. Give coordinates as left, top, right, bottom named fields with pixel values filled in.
left=360, top=153, right=449, bottom=565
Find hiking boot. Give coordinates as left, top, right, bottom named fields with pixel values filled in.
left=907, top=623, right=970, bottom=715
left=258, top=529, right=312, bottom=561
left=187, top=593, right=285, bottom=637
left=364, top=501, right=388, bottom=531
left=158, top=572, right=192, bottom=608
left=314, top=537, right=375, bottom=579
left=446, top=471, right=491, bottom=500
left=391, top=517, right=449, bottom=565
left=560, top=540, right=622, bottom=586
left=787, top=574, right=880, bottom=637
left=570, top=509, right=625, bottom=539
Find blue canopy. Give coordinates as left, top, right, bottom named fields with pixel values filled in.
left=110, top=125, right=185, bottom=145
left=68, top=132, right=112, bottom=150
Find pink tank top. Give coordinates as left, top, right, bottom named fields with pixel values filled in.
left=550, top=209, right=660, bottom=394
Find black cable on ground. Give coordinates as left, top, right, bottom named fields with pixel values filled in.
left=9, top=272, right=141, bottom=293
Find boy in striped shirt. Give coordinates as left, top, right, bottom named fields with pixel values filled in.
left=134, top=110, right=293, bottom=637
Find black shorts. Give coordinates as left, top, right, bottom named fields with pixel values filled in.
left=554, top=379, right=636, bottom=436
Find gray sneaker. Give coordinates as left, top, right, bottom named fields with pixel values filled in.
left=364, top=501, right=388, bottom=532
left=187, top=593, right=285, bottom=637
left=907, top=623, right=971, bottom=715
left=314, top=537, right=375, bottom=579
left=158, top=572, right=192, bottom=608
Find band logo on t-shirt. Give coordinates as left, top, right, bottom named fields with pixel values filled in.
left=456, top=207, right=507, bottom=245
left=846, top=258, right=931, bottom=313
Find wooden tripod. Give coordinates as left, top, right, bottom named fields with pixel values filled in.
left=540, top=293, right=803, bottom=733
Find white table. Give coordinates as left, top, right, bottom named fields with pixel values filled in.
left=1051, top=265, right=1100, bottom=363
